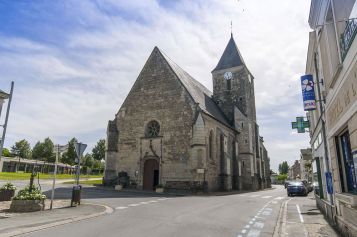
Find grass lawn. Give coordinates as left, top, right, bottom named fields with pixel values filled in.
left=0, top=172, right=103, bottom=180
left=62, top=179, right=103, bottom=185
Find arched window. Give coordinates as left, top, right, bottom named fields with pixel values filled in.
left=209, top=131, right=214, bottom=159
left=146, top=120, right=160, bottom=138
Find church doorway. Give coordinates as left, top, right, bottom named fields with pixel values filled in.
left=143, top=159, right=159, bottom=190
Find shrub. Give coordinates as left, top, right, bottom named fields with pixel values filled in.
left=13, top=185, right=46, bottom=200
left=0, top=182, right=16, bottom=191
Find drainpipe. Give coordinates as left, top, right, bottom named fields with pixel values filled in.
left=313, top=52, right=334, bottom=206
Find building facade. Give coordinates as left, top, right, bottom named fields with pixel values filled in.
left=288, top=160, right=301, bottom=180
left=307, top=0, right=357, bottom=235
left=300, top=148, right=313, bottom=182
left=104, top=35, right=271, bottom=192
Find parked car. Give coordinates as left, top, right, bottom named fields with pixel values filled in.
left=301, top=180, right=313, bottom=193
left=287, top=181, right=308, bottom=196
left=284, top=181, right=291, bottom=189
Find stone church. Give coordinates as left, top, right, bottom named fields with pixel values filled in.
left=105, top=34, right=271, bottom=192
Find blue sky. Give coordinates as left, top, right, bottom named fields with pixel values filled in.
left=0, top=0, right=311, bottom=171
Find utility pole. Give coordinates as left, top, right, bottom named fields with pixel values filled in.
left=0, top=81, right=14, bottom=162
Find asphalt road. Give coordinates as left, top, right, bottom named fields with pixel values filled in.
left=16, top=184, right=289, bottom=237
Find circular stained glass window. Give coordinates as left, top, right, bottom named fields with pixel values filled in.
left=146, top=120, right=160, bottom=138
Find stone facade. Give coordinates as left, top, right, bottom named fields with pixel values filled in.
left=105, top=35, right=270, bottom=192
left=307, top=1, right=357, bottom=235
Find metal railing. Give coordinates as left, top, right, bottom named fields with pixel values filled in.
left=340, top=18, right=357, bottom=60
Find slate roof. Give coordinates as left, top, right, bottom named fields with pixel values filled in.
left=212, top=34, right=245, bottom=72
left=156, top=47, right=232, bottom=128
left=0, top=89, right=9, bottom=99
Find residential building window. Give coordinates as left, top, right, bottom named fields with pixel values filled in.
left=336, top=131, right=357, bottom=194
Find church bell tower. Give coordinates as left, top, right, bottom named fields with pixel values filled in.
left=212, top=34, right=256, bottom=125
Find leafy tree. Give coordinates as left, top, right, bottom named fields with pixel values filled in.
left=277, top=174, right=288, bottom=181
left=61, top=138, right=78, bottom=165
left=92, top=139, right=105, bottom=161
left=92, top=159, right=104, bottom=170
left=2, top=147, right=12, bottom=157
left=82, top=153, right=94, bottom=168
left=11, top=139, right=31, bottom=159
left=278, top=161, right=289, bottom=174
left=32, top=138, right=55, bottom=162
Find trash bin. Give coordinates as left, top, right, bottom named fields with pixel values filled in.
left=71, top=185, right=82, bottom=207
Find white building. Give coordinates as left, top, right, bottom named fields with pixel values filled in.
left=307, top=0, right=357, bottom=236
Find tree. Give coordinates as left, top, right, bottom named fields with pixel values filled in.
left=11, top=139, right=31, bottom=159
left=61, top=138, right=78, bottom=165
left=2, top=148, right=12, bottom=157
left=32, top=138, right=55, bottom=162
left=82, top=153, right=94, bottom=168
left=278, top=161, right=289, bottom=175
left=277, top=174, right=288, bottom=182
left=92, top=139, right=105, bottom=161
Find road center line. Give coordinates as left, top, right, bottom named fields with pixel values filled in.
left=296, top=204, right=304, bottom=223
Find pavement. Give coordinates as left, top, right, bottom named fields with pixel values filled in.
left=273, top=192, right=339, bottom=237
left=0, top=181, right=339, bottom=237
left=0, top=203, right=111, bottom=237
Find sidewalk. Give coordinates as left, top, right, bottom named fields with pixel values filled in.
left=0, top=202, right=111, bottom=237
left=274, top=193, right=339, bottom=237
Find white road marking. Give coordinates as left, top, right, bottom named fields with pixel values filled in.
left=250, top=195, right=260, bottom=197
left=272, top=201, right=278, bottom=204
left=115, top=206, right=128, bottom=210
left=241, top=229, right=247, bottom=234
left=157, top=198, right=168, bottom=201
left=139, top=202, right=150, bottom=204
left=262, top=195, right=272, bottom=199
left=128, top=203, right=141, bottom=207
left=245, top=225, right=250, bottom=229
left=253, top=222, right=264, bottom=229
left=274, top=196, right=285, bottom=200
left=237, top=235, right=243, bottom=237
left=249, top=221, right=254, bottom=224
left=247, top=228, right=261, bottom=237
left=148, top=200, right=158, bottom=203
left=296, top=204, right=304, bottom=223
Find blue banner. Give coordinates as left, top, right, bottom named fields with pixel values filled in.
left=325, top=172, right=333, bottom=194
left=301, top=74, right=316, bottom=111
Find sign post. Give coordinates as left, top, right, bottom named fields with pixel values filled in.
left=50, top=144, right=68, bottom=210
left=74, top=142, right=87, bottom=185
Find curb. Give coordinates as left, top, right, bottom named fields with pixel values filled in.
left=0, top=204, right=113, bottom=237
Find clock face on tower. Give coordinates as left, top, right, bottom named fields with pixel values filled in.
left=224, top=71, right=233, bottom=80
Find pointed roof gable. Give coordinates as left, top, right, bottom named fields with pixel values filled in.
left=154, top=47, right=232, bottom=128
left=212, top=34, right=245, bottom=72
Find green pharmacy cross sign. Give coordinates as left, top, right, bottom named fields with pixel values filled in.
left=291, top=117, right=310, bottom=133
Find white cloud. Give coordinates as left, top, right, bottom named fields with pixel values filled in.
left=0, top=0, right=312, bottom=171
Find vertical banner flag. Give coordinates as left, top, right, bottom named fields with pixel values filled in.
left=300, top=74, right=316, bottom=111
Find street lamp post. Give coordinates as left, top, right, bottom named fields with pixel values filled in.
left=0, top=81, right=14, bottom=163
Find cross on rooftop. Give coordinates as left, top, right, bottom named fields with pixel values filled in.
left=291, top=117, right=310, bottom=133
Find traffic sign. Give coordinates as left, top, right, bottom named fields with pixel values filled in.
left=74, top=142, right=87, bottom=159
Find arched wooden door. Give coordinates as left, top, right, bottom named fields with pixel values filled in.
left=143, top=159, right=159, bottom=190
